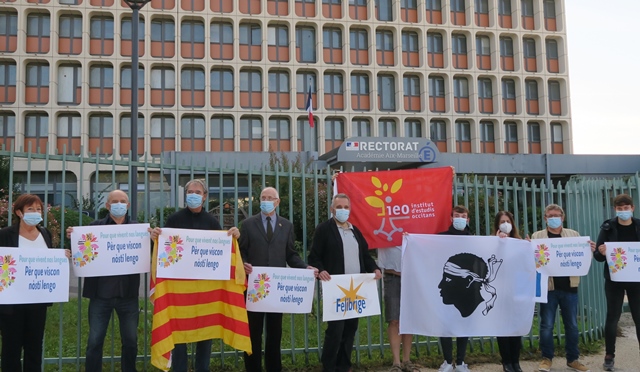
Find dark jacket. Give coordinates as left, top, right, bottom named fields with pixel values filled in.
left=307, top=218, right=379, bottom=275
left=438, top=225, right=472, bottom=236
left=239, top=213, right=306, bottom=269
left=594, top=216, right=640, bottom=281
left=82, top=215, right=141, bottom=299
left=0, top=223, right=54, bottom=314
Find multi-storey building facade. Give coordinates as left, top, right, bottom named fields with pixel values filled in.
left=0, top=0, right=572, bottom=207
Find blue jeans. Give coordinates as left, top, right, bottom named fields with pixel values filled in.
left=172, top=340, right=213, bottom=372
left=86, top=297, right=140, bottom=372
left=539, top=289, right=579, bottom=362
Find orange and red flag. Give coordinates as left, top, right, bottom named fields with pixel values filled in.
left=150, top=239, right=251, bottom=371
left=335, top=167, right=454, bottom=249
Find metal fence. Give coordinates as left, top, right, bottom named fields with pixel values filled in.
left=1, top=148, right=638, bottom=371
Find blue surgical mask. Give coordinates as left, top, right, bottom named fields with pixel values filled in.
left=23, top=212, right=43, bottom=226
left=547, top=217, right=562, bottom=229
left=109, top=202, right=128, bottom=218
left=452, top=217, right=467, bottom=231
left=186, top=193, right=203, bottom=209
left=260, top=200, right=275, bottom=214
left=334, top=209, right=350, bottom=223
left=616, top=210, right=633, bottom=221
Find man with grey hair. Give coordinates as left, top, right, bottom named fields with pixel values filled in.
left=149, top=179, right=240, bottom=372
left=308, top=193, right=381, bottom=372
left=531, top=204, right=593, bottom=372
left=66, top=189, right=140, bottom=372
left=239, top=186, right=317, bottom=372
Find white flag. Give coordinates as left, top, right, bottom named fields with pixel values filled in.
left=400, top=234, right=536, bottom=337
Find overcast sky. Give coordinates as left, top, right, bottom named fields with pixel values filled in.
left=565, top=0, right=640, bottom=154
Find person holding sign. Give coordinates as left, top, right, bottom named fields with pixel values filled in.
left=149, top=179, right=240, bottom=372
left=436, top=205, right=472, bottom=372
left=239, top=186, right=318, bottom=372
left=65, top=189, right=141, bottom=372
left=308, top=193, right=381, bottom=372
left=531, top=204, right=591, bottom=372
left=0, top=193, right=69, bottom=372
left=493, top=211, right=524, bottom=372
left=594, top=194, right=640, bottom=371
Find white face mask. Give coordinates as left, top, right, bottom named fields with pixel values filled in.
left=499, top=222, right=513, bottom=234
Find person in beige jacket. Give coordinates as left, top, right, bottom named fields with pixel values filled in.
left=531, top=204, right=592, bottom=372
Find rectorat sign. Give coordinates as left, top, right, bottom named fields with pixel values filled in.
left=339, top=137, right=439, bottom=163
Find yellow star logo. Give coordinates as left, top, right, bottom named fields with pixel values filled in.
left=336, top=278, right=366, bottom=315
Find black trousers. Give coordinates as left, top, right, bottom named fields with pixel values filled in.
left=439, top=337, right=468, bottom=365
left=604, top=280, right=640, bottom=357
left=321, top=318, right=359, bottom=372
left=244, top=311, right=283, bottom=372
left=0, top=304, right=48, bottom=372
left=496, top=336, right=522, bottom=365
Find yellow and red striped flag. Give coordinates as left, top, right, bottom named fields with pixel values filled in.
left=150, top=238, right=252, bottom=371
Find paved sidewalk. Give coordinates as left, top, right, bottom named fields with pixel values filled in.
left=376, top=314, right=639, bottom=372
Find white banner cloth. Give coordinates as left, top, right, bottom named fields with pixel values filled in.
left=156, top=228, right=232, bottom=280
left=531, top=237, right=592, bottom=276
left=0, top=247, right=69, bottom=304
left=606, top=241, right=640, bottom=282
left=321, top=273, right=380, bottom=322
left=70, top=224, right=151, bottom=277
left=400, top=234, right=536, bottom=337
left=246, top=267, right=315, bottom=313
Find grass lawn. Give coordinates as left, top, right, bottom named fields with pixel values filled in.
left=4, top=299, right=602, bottom=371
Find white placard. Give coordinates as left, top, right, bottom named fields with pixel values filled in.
left=531, top=237, right=592, bottom=276
left=70, top=224, right=151, bottom=277
left=400, top=234, right=536, bottom=337
left=321, top=273, right=380, bottom=322
left=246, top=267, right=315, bottom=313
left=607, top=241, right=640, bottom=282
left=0, top=247, right=69, bottom=304
left=156, top=228, right=232, bottom=280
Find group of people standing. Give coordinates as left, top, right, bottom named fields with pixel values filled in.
left=0, top=181, right=639, bottom=372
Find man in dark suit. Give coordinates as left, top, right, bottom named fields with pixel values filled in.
left=239, top=186, right=317, bottom=372
left=308, top=193, right=381, bottom=372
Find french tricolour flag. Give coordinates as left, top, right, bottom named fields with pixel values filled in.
left=305, top=86, right=314, bottom=128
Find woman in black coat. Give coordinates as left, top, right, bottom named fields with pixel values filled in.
left=0, top=193, right=65, bottom=372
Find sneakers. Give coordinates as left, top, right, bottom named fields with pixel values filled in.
left=438, top=361, right=454, bottom=372
left=455, top=362, right=470, bottom=372
left=567, top=360, right=590, bottom=372
left=538, top=357, right=552, bottom=372
left=603, top=354, right=615, bottom=371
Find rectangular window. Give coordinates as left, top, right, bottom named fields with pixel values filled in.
left=377, top=74, right=396, bottom=111
left=296, top=27, right=316, bottom=63
left=401, top=32, right=418, bottom=53
left=120, top=67, right=144, bottom=89
left=27, top=14, right=51, bottom=37
left=478, top=78, right=492, bottom=98
left=26, top=63, right=49, bottom=87
left=480, top=121, right=494, bottom=141
left=504, top=121, right=518, bottom=153
left=211, top=116, right=234, bottom=139
left=427, top=32, right=444, bottom=68
left=90, top=17, right=114, bottom=39
left=121, top=18, right=144, bottom=41
left=476, top=35, right=490, bottom=69
left=451, top=34, right=467, bottom=69
left=376, top=29, right=394, bottom=65
left=151, top=116, right=176, bottom=138
left=151, top=68, right=175, bottom=89
left=59, top=15, right=82, bottom=38
left=376, top=0, right=393, bottom=21
left=404, top=119, right=421, bottom=137
left=551, top=123, right=562, bottom=141
left=527, top=122, right=541, bottom=153
left=429, top=76, right=445, bottom=97
left=453, top=77, right=468, bottom=98
left=544, top=0, right=557, bottom=30
left=323, top=27, right=342, bottom=64
left=378, top=119, right=397, bottom=137
left=57, top=65, right=81, bottom=105
left=349, top=28, right=368, bottom=65
left=502, top=79, right=515, bottom=98
left=521, top=0, right=533, bottom=16
left=269, top=117, right=291, bottom=150
left=430, top=120, right=446, bottom=151
left=498, top=0, right=511, bottom=14
left=456, top=121, right=470, bottom=140
left=0, top=12, right=18, bottom=37
left=151, top=19, right=175, bottom=42
left=25, top=114, right=48, bottom=137
left=57, top=115, right=81, bottom=137
left=0, top=61, right=16, bottom=104
left=181, top=21, right=205, bottom=43
left=324, top=72, right=344, bottom=110
left=88, top=114, right=113, bottom=155
left=352, top=119, right=371, bottom=137
left=211, top=69, right=233, bottom=91
left=181, top=69, right=205, bottom=90
left=240, top=70, right=262, bottom=109
left=0, top=112, right=16, bottom=140
left=325, top=118, right=344, bottom=150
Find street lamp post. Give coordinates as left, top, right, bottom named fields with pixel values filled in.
left=123, top=0, right=150, bottom=221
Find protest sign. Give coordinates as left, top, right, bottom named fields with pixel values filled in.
left=246, top=267, right=315, bottom=313
left=70, top=224, right=151, bottom=277
left=321, top=273, right=380, bottom=321
left=606, top=241, right=640, bottom=282
left=156, top=228, right=232, bottom=280
left=531, top=237, right=592, bottom=277
left=0, top=247, right=69, bottom=304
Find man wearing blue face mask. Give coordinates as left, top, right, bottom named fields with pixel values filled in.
left=148, top=178, right=240, bottom=372
left=308, top=193, right=381, bottom=372
left=594, top=194, right=640, bottom=371
left=531, top=204, right=589, bottom=372
left=436, top=205, right=472, bottom=372
left=66, top=189, right=141, bottom=372
left=239, top=186, right=317, bottom=372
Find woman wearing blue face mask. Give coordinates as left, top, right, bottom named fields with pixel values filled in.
left=0, top=194, right=57, bottom=372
